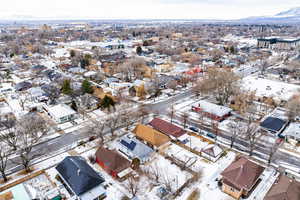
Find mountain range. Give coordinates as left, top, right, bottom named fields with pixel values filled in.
left=0, top=7, right=300, bottom=24
left=238, top=7, right=300, bottom=24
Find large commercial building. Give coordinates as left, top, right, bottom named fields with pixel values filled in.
left=257, top=37, right=300, bottom=50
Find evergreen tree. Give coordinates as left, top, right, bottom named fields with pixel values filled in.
left=80, top=54, right=91, bottom=68
left=230, top=46, right=235, bottom=54
left=136, top=46, right=142, bottom=55
left=81, top=79, right=93, bottom=94
left=100, top=95, right=115, bottom=112
left=61, top=79, right=73, bottom=95
left=70, top=50, right=76, bottom=57
left=71, top=100, right=78, bottom=111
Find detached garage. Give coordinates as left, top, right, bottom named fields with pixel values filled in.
left=260, top=117, right=287, bottom=134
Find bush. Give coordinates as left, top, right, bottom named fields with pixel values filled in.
left=88, top=154, right=96, bottom=164
left=121, top=196, right=130, bottom=200
left=89, top=136, right=96, bottom=141
left=187, top=189, right=200, bottom=200
left=78, top=140, right=86, bottom=146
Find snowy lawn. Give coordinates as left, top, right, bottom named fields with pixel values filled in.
left=163, top=143, right=237, bottom=200
left=138, top=154, right=193, bottom=200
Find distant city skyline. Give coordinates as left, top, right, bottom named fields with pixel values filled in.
left=0, top=0, right=299, bottom=20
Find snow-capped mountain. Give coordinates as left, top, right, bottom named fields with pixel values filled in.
left=238, top=7, right=300, bottom=24
left=275, top=7, right=300, bottom=17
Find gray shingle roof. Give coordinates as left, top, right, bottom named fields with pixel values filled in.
left=56, top=156, right=104, bottom=196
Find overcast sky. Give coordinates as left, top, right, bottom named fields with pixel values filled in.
left=1, top=0, right=299, bottom=20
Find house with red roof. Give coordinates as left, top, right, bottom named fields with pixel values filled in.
left=221, top=156, right=264, bottom=199
left=149, top=118, right=186, bottom=139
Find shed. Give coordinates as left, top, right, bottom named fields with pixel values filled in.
left=201, top=144, right=224, bottom=162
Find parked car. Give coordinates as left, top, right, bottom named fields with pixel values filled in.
left=206, top=132, right=216, bottom=139
left=189, top=126, right=199, bottom=133
left=277, top=133, right=285, bottom=139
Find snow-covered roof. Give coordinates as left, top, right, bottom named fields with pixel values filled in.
left=47, top=104, right=76, bottom=119
left=117, top=135, right=154, bottom=161
left=0, top=102, right=13, bottom=115
left=193, top=100, right=232, bottom=117
left=133, top=79, right=144, bottom=87
left=28, top=87, right=45, bottom=97
left=84, top=71, right=97, bottom=78
left=202, top=144, right=224, bottom=158
left=242, top=76, right=300, bottom=101
left=282, top=123, right=300, bottom=139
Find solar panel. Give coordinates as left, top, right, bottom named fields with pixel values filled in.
left=120, top=139, right=136, bottom=151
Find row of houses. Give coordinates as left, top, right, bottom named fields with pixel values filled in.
left=49, top=115, right=300, bottom=200
left=94, top=117, right=226, bottom=180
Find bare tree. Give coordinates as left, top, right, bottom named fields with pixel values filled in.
left=0, top=142, right=10, bottom=182
left=149, top=164, right=161, bottom=183
left=88, top=120, right=106, bottom=145
left=287, top=60, right=300, bottom=80
left=77, top=94, right=93, bottom=120
left=107, top=114, right=120, bottom=137
left=211, top=121, right=220, bottom=142
left=258, top=60, right=270, bottom=76
left=285, top=97, right=300, bottom=122
left=166, top=80, right=177, bottom=92
left=0, top=117, right=18, bottom=151
left=227, top=121, right=243, bottom=148
left=43, top=85, right=60, bottom=105
left=137, top=105, right=149, bottom=124
left=19, top=95, right=29, bottom=111
left=14, top=114, right=49, bottom=172
left=126, top=177, right=140, bottom=198
left=162, top=173, right=174, bottom=193
left=181, top=112, right=189, bottom=129
left=121, top=111, right=137, bottom=130
left=168, top=105, right=175, bottom=124
left=198, top=112, right=205, bottom=127
left=146, top=74, right=161, bottom=101
left=192, top=80, right=207, bottom=99
left=243, top=119, right=260, bottom=156
left=197, top=68, right=240, bottom=105
left=117, top=57, right=146, bottom=81
left=267, top=141, right=280, bottom=166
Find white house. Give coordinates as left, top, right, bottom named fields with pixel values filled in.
left=282, top=123, right=300, bottom=145
left=45, top=104, right=77, bottom=123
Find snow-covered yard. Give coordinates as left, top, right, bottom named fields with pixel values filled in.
left=242, top=75, right=300, bottom=101
left=178, top=134, right=211, bottom=153
left=139, top=154, right=193, bottom=200
left=161, top=143, right=237, bottom=200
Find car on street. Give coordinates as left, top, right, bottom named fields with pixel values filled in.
left=206, top=132, right=216, bottom=139
left=189, top=126, right=199, bottom=133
